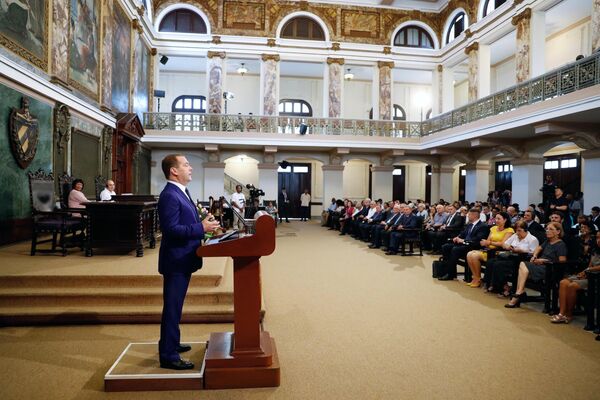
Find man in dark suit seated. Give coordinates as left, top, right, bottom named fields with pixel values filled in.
left=438, top=208, right=490, bottom=281
left=369, top=204, right=401, bottom=249
left=380, top=203, right=408, bottom=251
left=386, top=205, right=419, bottom=255
left=522, top=210, right=545, bottom=242
left=359, top=204, right=384, bottom=242
left=157, top=154, right=221, bottom=370
left=427, top=204, right=464, bottom=254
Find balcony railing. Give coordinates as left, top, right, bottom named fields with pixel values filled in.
left=144, top=52, right=600, bottom=138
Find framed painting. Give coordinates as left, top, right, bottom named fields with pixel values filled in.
left=0, top=0, right=49, bottom=70
left=111, top=0, right=131, bottom=113
left=132, top=38, right=150, bottom=119
left=68, top=0, right=100, bottom=100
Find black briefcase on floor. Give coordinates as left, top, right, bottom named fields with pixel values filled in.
left=432, top=258, right=447, bottom=278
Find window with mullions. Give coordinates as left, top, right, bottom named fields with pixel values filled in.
left=393, top=26, right=434, bottom=49
left=278, top=99, right=312, bottom=117
left=445, top=12, right=466, bottom=45
left=159, top=9, right=207, bottom=33
left=172, top=95, right=206, bottom=131
left=495, top=161, right=512, bottom=193
left=281, top=17, right=325, bottom=41
left=483, top=0, right=508, bottom=18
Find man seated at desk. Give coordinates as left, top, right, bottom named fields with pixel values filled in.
left=99, top=179, right=116, bottom=201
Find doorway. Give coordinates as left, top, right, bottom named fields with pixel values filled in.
left=277, top=163, right=312, bottom=218
left=392, top=166, right=406, bottom=202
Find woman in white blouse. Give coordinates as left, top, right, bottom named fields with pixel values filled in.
left=484, top=221, right=539, bottom=296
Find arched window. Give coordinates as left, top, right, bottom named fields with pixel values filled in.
left=445, top=12, right=467, bottom=44
left=159, top=9, right=207, bottom=33
left=279, top=99, right=312, bottom=116
left=482, top=0, right=507, bottom=18
left=393, top=105, right=406, bottom=120
left=172, top=95, right=206, bottom=112
left=393, top=26, right=434, bottom=49
left=281, top=17, right=325, bottom=41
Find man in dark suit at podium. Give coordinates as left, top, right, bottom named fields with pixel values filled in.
left=158, top=154, right=220, bottom=370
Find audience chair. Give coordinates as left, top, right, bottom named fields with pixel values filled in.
left=28, top=169, right=85, bottom=256
left=400, top=216, right=425, bottom=256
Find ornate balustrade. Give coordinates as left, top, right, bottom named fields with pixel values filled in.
left=144, top=53, right=600, bottom=138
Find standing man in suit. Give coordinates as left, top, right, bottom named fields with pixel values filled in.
left=158, top=154, right=220, bottom=370
left=438, top=208, right=490, bottom=281
left=279, top=187, right=290, bottom=223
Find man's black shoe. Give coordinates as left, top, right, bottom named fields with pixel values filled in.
left=160, top=358, right=194, bottom=370
left=385, top=251, right=397, bottom=255
left=368, top=244, right=379, bottom=249
left=437, top=274, right=455, bottom=281
left=286, top=219, right=290, bottom=223
left=176, top=344, right=191, bottom=353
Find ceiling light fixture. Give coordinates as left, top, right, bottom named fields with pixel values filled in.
left=344, top=68, right=354, bottom=80
left=237, top=63, right=248, bottom=76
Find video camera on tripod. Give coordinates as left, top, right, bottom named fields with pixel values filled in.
left=246, top=184, right=265, bottom=201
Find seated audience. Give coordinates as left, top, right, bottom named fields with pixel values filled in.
left=385, top=205, right=420, bottom=255
left=427, top=204, right=463, bottom=254
left=99, top=179, right=116, bottom=201
left=369, top=204, right=401, bottom=249
left=551, top=231, right=600, bottom=323
left=359, top=204, right=384, bottom=242
left=68, top=179, right=88, bottom=217
left=328, top=200, right=346, bottom=230
left=466, top=212, right=514, bottom=288
left=437, top=208, right=490, bottom=281
left=338, top=200, right=355, bottom=232
left=484, top=221, right=539, bottom=296
left=265, top=201, right=278, bottom=222
left=591, top=206, right=600, bottom=231
left=505, top=222, right=567, bottom=308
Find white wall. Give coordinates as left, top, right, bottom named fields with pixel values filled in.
left=150, top=150, right=206, bottom=200
left=343, top=80, right=372, bottom=119
left=491, top=57, right=516, bottom=92
left=223, top=74, right=260, bottom=115
left=158, top=71, right=206, bottom=113
left=393, top=83, right=433, bottom=121
left=280, top=77, right=324, bottom=117
left=454, top=80, right=468, bottom=107
left=546, top=18, right=591, bottom=71
left=224, top=155, right=259, bottom=187
left=343, top=159, right=370, bottom=200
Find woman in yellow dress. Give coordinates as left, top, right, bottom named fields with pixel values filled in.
left=466, top=211, right=514, bottom=288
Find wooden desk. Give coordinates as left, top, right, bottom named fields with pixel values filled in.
left=83, top=200, right=158, bottom=257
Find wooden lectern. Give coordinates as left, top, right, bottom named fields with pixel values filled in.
left=197, top=214, right=280, bottom=389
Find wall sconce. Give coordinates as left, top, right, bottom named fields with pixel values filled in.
left=344, top=68, right=354, bottom=80
left=237, top=63, right=248, bottom=76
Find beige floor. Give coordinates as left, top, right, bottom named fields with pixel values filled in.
left=1, top=221, right=600, bottom=399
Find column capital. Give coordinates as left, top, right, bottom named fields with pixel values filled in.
left=266, top=38, right=276, bottom=47
left=581, top=149, right=600, bottom=159
left=512, top=157, right=545, bottom=166
left=382, top=46, right=391, bottom=54
left=326, top=57, right=345, bottom=65
left=150, top=48, right=157, bottom=56
left=377, top=61, right=394, bottom=69
left=437, top=64, right=443, bottom=72
left=433, top=167, right=455, bottom=174
left=212, top=35, right=222, bottom=44
left=257, top=163, right=279, bottom=170
left=330, top=42, right=341, bottom=51
left=203, top=162, right=225, bottom=168
left=370, top=165, right=394, bottom=172
left=207, top=51, right=226, bottom=59
left=511, top=7, right=532, bottom=26
left=464, top=42, right=479, bottom=56
left=261, top=54, right=280, bottom=62
left=322, top=164, right=345, bottom=171
left=464, top=162, right=490, bottom=171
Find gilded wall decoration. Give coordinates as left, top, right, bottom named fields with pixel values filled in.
left=111, top=0, right=131, bottom=113
left=0, top=0, right=49, bottom=71
left=51, top=0, right=70, bottom=82
left=341, top=10, right=380, bottom=39
left=54, top=102, right=71, bottom=156
left=224, top=1, right=265, bottom=31
left=68, top=0, right=100, bottom=100
left=101, top=0, right=114, bottom=109
left=9, top=97, right=39, bottom=169
left=153, top=0, right=218, bottom=31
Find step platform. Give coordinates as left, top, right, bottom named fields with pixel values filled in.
left=104, top=342, right=206, bottom=392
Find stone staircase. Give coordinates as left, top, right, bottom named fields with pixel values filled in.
left=0, top=258, right=236, bottom=326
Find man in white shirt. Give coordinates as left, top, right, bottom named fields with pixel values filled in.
left=230, top=185, right=246, bottom=230
left=300, top=189, right=311, bottom=221
left=99, top=179, right=116, bottom=201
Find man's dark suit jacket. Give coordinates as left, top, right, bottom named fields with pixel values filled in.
left=457, top=220, right=490, bottom=248
left=396, top=213, right=419, bottom=238
left=444, top=212, right=465, bottom=232
left=158, top=182, right=205, bottom=275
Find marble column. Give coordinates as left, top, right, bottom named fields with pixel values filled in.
left=582, top=149, right=600, bottom=214
left=441, top=65, right=455, bottom=113
left=203, top=162, right=226, bottom=199
left=371, top=166, right=394, bottom=201
left=437, top=167, right=455, bottom=202
left=260, top=54, right=280, bottom=116
left=258, top=163, right=279, bottom=202
left=325, top=58, right=344, bottom=118
left=466, top=42, right=490, bottom=102
left=530, top=11, right=546, bottom=77
left=432, top=65, right=443, bottom=116
left=511, top=158, right=544, bottom=208
left=464, top=162, right=490, bottom=203
left=593, top=0, right=600, bottom=53
left=322, top=165, right=345, bottom=204
left=206, top=51, right=226, bottom=114
left=512, top=8, right=532, bottom=83
left=378, top=61, right=394, bottom=120
left=50, top=0, right=70, bottom=86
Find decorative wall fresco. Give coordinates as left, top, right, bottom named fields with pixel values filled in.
left=132, top=36, right=150, bottom=119
left=51, top=0, right=70, bottom=81
left=68, top=0, right=100, bottom=100
left=0, top=0, right=49, bottom=70
left=341, top=10, right=380, bottom=39
left=224, top=1, right=265, bottom=31
left=111, top=0, right=131, bottom=113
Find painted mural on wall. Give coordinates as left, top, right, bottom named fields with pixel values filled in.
left=111, top=1, right=131, bottom=113
left=132, top=37, right=150, bottom=119
left=0, top=0, right=48, bottom=70
left=68, top=0, right=100, bottom=99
